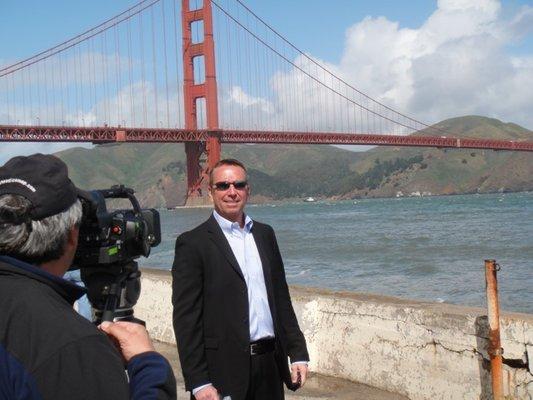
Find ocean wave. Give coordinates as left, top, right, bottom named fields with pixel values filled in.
left=287, top=268, right=311, bottom=278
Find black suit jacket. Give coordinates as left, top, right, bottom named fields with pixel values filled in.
left=172, top=215, right=309, bottom=399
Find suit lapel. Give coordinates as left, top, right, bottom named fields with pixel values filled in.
left=206, top=215, right=245, bottom=281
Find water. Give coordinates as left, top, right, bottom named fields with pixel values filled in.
left=140, top=192, right=533, bottom=314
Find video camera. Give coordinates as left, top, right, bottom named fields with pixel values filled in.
left=71, top=185, right=160, bottom=324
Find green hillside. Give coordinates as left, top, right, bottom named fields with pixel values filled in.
left=55, top=115, right=533, bottom=207
left=345, top=116, right=533, bottom=198
left=56, top=143, right=362, bottom=207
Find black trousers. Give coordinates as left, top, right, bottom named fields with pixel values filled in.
left=189, top=352, right=285, bottom=400
left=244, top=351, right=284, bottom=400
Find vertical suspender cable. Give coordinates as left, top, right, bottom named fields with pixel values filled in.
left=102, top=34, right=109, bottom=124
left=90, top=39, right=97, bottom=126
left=359, top=92, right=363, bottom=134
left=323, top=68, right=328, bottom=131
left=87, top=40, right=93, bottom=126
left=213, top=2, right=221, bottom=127
left=236, top=4, right=243, bottom=128
left=21, top=67, right=27, bottom=124
left=278, top=35, right=284, bottom=130
left=307, top=58, right=312, bottom=132
left=161, top=0, right=171, bottom=128
left=352, top=85, right=356, bottom=134
left=35, top=62, right=41, bottom=125
left=74, top=48, right=80, bottom=124
left=76, top=46, right=83, bottom=125
left=151, top=6, right=159, bottom=127
left=127, top=18, right=135, bottom=127
left=115, top=25, right=122, bottom=125
left=28, top=65, right=34, bottom=124
left=139, top=12, right=148, bottom=127
left=258, top=20, right=265, bottom=130
left=81, top=45, right=85, bottom=125
left=59, top=53, right=65, bottom=124
left=263, top=20, right=269, bottom=130
left=244, top=8, right=253, bottom=129
left=172, top=0, right=182, bottom=128
left=10, top=75, right=16, bottom=124
left=379, top=102, right=383, bottom=134
left=225, top=0, right=232, bottom=129
left=3, top=75, right=10, bottom=124
left=44, top=58, right=49, bottom=125
left=52, top=54, right=58, bottom=125
left=227, top=1, right=234, bottom=129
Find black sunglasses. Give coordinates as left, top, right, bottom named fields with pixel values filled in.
left=212, top=180, right=248, bottom=191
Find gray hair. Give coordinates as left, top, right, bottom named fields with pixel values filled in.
left=0, top=194, right=82, bottom=264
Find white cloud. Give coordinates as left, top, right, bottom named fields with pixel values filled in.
left=337, top=0, right=533, bottom=129
left=228, top=86, right=273, bottom=112
left=223, top=0, right=533, bottom=134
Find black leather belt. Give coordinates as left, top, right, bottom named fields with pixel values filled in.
left=250, top=338, right=275, bottom=356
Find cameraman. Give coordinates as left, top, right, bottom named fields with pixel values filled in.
left=0, top=154, right=176, bottom=400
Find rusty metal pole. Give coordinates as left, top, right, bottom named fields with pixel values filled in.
left=484, top=259, right=504, bottom=400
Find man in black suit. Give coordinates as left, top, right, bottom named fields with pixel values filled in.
left=172, top=159, right=309, bottom=400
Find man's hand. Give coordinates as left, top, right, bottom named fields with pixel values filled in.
left=99, top=321, right=155, bottom=362
left=291, top=363, right=308, bottom=388
left=194, top=385, right=219, bottom=400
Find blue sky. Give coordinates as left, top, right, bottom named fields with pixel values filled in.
left=3, top=1, right=431, bottom=61
left=1, top=0, right=531, bottom=65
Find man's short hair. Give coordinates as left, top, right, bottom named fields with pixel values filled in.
left=0, top=153, right=86, bottom=265
left=209, top=159, right=247, bottom=185
left=0, top=195, right=82, bottom=264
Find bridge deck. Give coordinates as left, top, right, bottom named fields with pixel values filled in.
left=2, top=125, right=533, bottom=152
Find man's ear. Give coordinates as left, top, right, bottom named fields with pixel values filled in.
left=208, top=188, right=214, bottom=202
left=68, top=226, right=79, bottom=248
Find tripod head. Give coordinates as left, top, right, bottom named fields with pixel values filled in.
left=81, top=261, right=144, bottom=325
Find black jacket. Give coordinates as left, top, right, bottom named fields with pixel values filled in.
left=0, top=256, right=176, bottom=400
left=172, top=216, right=309, bottom=399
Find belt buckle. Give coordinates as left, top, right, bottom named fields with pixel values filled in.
left=250, top=342, right=259, bottom=356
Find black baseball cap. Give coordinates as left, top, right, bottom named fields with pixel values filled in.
left=0, top=153, right=88, bottom=220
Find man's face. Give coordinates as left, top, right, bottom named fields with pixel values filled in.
left=209, top=164, right=250, bottom=224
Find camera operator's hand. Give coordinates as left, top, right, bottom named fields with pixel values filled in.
left=99, top=321, right=155, bottom=362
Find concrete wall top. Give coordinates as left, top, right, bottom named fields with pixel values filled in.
left=137, top=269, right=533, bottom=399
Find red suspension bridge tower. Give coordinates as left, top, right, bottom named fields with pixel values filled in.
left=182, top=0, right=221, bottom=205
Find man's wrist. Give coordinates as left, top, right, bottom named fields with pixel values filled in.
left=192, top=383, right=213, bottom=395
left=291, top=360, right=308, bottom=365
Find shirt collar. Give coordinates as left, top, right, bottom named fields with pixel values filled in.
left=213, top=210, right=253, bottom=234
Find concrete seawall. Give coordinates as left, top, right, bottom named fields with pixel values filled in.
left=137, top=269, right=533, bottom=399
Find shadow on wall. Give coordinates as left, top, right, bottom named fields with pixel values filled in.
left=475, top=316, right=492, bottom=400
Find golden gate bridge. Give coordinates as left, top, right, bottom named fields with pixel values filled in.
left=1, top=0, right=532, bottom=204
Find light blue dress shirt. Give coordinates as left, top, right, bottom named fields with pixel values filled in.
left=213, top=210, right=275, bottom=341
